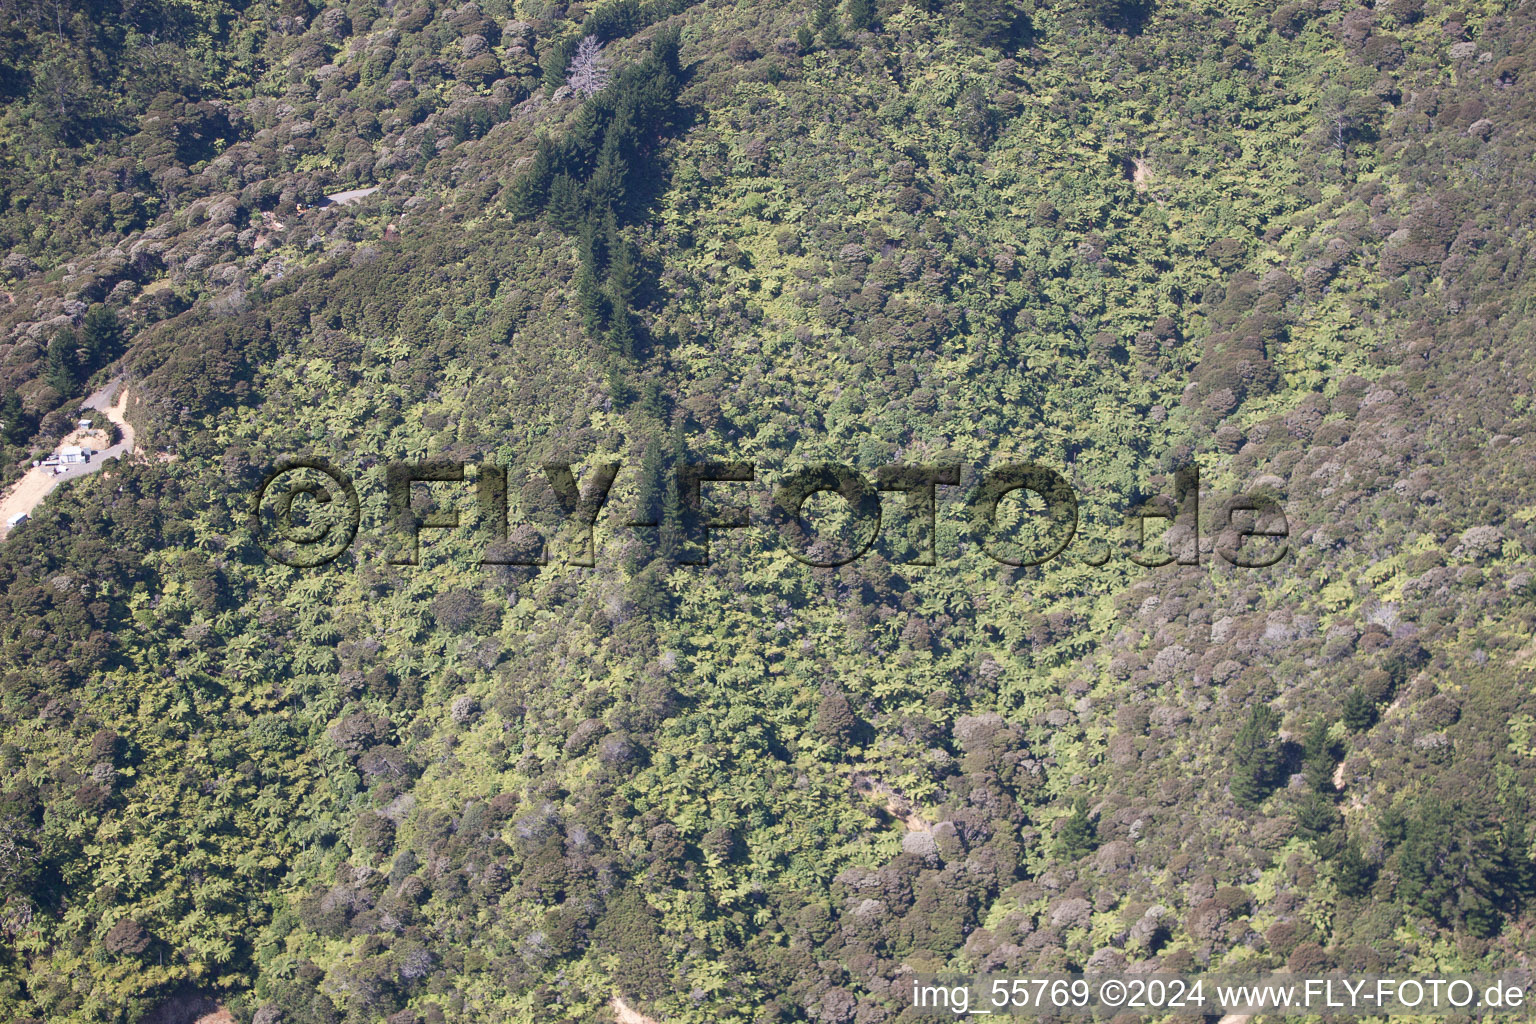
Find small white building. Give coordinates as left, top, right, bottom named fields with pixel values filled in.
left=5, top=513, right=26, bottom=529
left=59, top=445, right=92, bottom=465
left=78, top=419, right=93, bottom=431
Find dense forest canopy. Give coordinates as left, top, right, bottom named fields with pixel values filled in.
left=0, top=0, right=1534, bottom=1021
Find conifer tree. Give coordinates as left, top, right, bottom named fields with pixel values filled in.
left=1335, top=837, right=1374, bottom=898
left=846, top=0, right=875, bottom=32
left=605, top=359, right=636, bottom=405
left=80, top=305, right=121, bottom=368
left=576, top=262, right=607, bottom=337
left=605, top=214, right=639, bottom=311
left=607, top=307, right=636, bottom=360
left=1231, top=704, right=1283, bottom=808
left=1397, top=796, right=1519, bottom=937
left=1056, top=797, right=1098, bottom=859
left=45, top=329, right=81, bottom=396
left=1342, top=688, right=1375, bottom=732
left=541, top=34, right=579, bottom=92
left=1301, top=715, right=1337, bottom=793
left=1295, top=792, right=1344, bottom=859
left=634, top=442, right=666, bottom=530
left=0, top=392, right=30, bottom=446
left=954, top=0, right=1021, bottom=48
left=547, top=174, right=585, bottom=233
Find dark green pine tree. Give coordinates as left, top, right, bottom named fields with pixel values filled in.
left=846, top=0, right=875, bottom=32
left=506, top=146, right=555, bottom=218
left=576, top=261, right=608, bottom=338
left=607, top=309, right=636, bottom=361
left=657, top=466, right=686, bottom=561
left=1397, top=796, right=1517, bottom=937
left=654, top=428, right=689, bottom=561
left=581, top=215, right=609, bottom=272
left=953, top=0, right=1021, bottom=48
left=0, top=392, right=30, bottom=446
left=1295, top=792, right=1344, bottom=859
left=1230, top=704, right=1283, bottom=808
left=1504, top=818, right=1536, bottom=904
left=586, top=137, right=630, bottom=219
left=812, top=0, right=836, bottom=30
left=605, top=214, right=639, bottom=312
left=605, top=358, right=636, bottom=406
left=638, top=380, right=666, bottom=421
left=45, top=329, right=81, bottom=396
left=540, top=33, right=579, bottom=92
left=547, top=173, right=585, bottom=234
left=1335, top=837, right=1375, bottom=898
left=79, top=305, right=122, bottom=368
left=1341, top=688, right=1375, bottom=732
left=599, top=213, right=640, bottom=360
left=633, top=442, right=666, bottom=529
left=1056, top=797, right=1099, bottom=860
left=1301, top=715, right=1337, bottom=793
left=650, top=24, right=682, bottom=77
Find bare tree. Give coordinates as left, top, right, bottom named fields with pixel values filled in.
left=567, top=35, right=609, bottom=98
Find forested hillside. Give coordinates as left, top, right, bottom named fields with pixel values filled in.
left=1, top=0, right=1535, bottom=1020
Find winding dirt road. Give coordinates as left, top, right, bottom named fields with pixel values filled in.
left=0, top=379, right=135, bottom=540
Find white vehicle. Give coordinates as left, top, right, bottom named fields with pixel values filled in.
left=5, top=513, right=27, bottom=529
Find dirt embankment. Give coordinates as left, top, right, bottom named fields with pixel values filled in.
left=613, top=993, right=663, bottom=1024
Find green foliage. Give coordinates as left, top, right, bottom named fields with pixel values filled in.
left=1056, top=797, right=1099, bottom=860
left=1301, top=715, right=1337, bottom=793
left=953, top=0, right=1026, bottom=49
left=820, top=15, right=846, bottom=48
left=45, top=329, right=81, bottom=396
left=511, top=27, right=683, bottom=366
left=846, top=0, right=875, bottom=33
left=1294, top=792, right=1344, bottom=859
left=79, top=306, right=123, bottom=368
left=0, top=0, right=1535, bottom=1018
left=1396, top=797, right=1529, bottom=938
left=0, top=392, right=32, bottom=445
left=1335, top=837, right=1375, bottom=898
left=1341, top=688, right=1375, bottom=732
left=1230, top=704, right=1283, bottom=808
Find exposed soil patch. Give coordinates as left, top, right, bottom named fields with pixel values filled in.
left=613, top=993, right=663, bottom=1024
left=141, top=991, right=232, bottom=1024
left=1131, top=157, right=1152, bottom=189
left=853, top=774, right=930, bottom=832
